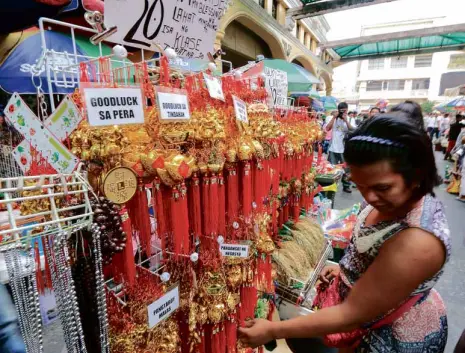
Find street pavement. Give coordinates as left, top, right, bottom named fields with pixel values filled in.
left=333, top=152, right=465, bottom=353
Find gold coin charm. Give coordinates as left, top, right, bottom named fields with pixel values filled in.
left=103, top=166, right=138, bottom=204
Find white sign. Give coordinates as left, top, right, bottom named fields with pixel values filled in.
left=83, top=88, right=145, bottom=127
left=204, top=73, right=225, bottom=101
left=104, top=0, right=227, bottom=59
left=220, top=244, right=250, bottom=258
left=157, top=91, right=191, bottom=121
left=44, top=96, right=83, bottom=141
left=4, top=93, right=79, bottom=174
left=147, top=286, right=179, bottom=328
left=232, top=96, right=248, bottom=123
left=263, top=67, right=288, bottom=107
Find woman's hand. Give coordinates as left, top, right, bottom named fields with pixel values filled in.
left=238, top=319, right=276, bottom=348
left=319, top=265, right=340, bottom=284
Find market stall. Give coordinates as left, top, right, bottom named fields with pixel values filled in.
left=0, top=10, right=334, bottom=353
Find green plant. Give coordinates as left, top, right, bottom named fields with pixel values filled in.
left=421, top=101, right=436, bottom=114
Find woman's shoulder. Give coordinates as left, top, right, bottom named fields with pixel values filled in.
left=404, top=195, right=451, bottom=260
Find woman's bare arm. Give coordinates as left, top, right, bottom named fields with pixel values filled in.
left=239, top=228, right=445, bottom=346
left=271, top=228, right=445, bottom=339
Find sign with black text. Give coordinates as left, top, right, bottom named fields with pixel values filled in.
left=263, top=67, right=288, bottom=107
left=83, top=88, right=145, bottom=127
left=157, top=91, right=191, bottom=121
left=204, top=73, right=225, bottom=101
left=147, top=286, right=179, bottom=328
left=104, top=0, right=227, bottom=59
left=220, top=244, right=250, bottom=258
left=232, top=95, right=248, bottom=123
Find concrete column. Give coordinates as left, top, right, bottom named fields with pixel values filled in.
left=265, top=0, right=273, bottom=16
left=304, top=32, right=311, bottom=48
left=277, top=1, right=286, bottom=25
left=298, top=22, right=305, bottom=43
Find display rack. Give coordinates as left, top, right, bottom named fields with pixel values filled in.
left=276, top=239, right=332, bottom=309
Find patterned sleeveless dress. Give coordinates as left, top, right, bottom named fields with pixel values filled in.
left=338, top=195, right=450, bottom=353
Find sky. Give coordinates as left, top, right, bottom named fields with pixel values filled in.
left=322, top=0, right=465, bottom=95
left=324, top=0, right=465, bottom=40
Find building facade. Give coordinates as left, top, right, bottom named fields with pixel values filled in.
left=216, top=0, right=336, bottom=95
left=353, top=18, right=465, bottom=110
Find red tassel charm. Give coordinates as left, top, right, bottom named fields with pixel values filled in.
left=153, top=178, right=166, bottom=251
left=219, top=323, right=226, bottom=353
left=41, top=238, right=52, bottom=290
left=226, top=166, right=239, bottom=229
left=218, top=173, right=226, bottom=237
left=242, top=161, right=252, bottom=219
left=34, top=243, right=45, bottom=295
left=188, top=173, right=202, bottom=239
left=210, top=174, right=219, bottom=236
left=112, top=208, right=136, bottom=285
left=202, top=176, right=211, bottom=236
left=160, top=55, right=170, bottom=86
left=170, top=186, right=183, bottom=256
left=127, top=180, right=152, bottom=257
left=226, top=316, right=237, bottom=353
left=179, top=183, right=190, bottom=255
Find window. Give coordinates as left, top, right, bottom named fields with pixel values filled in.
left=259, top=0, right=265, bottom=8
left=365, top=80, right=406, bottom=91
left=390, top=56, right=408, bottom=68
left=387, top=80, right=406, bottom=90
left=412, top=78, right=430, bottom=90
left=368, top=58, right=385, bottom=70
left=296, top=23, right=301, bottom=39
left=366, top=81, right=383, bottom=91
left=414, top=54, right=433, bottom=68
left=272, top=0, right=278, bottom=19
left=448, top=54, right=465, bottom=69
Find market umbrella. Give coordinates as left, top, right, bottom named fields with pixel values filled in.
left=320, top=96, right=339, bottom=111
left=289, top=90, right=321, bottom=99
left=445, top=97, right=465, bottom=110
left=232, top=59, right=320, bottom=92
left=312, top=99, right=324, bottom=112
left=434, top=102, right=455, bottom=113
left=0, top=29, right=131, bottom=94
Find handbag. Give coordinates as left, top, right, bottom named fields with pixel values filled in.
left=312, top=275, right=423, bottom=348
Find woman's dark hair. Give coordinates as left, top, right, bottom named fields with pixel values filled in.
left=389, top=100, right=424, bottom=130
left=344, top=114, right=441, bottom=198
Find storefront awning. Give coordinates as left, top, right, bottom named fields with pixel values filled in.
left=321, top=23, right=465, bottom=62
left=291, top=0, right=398, bottom=19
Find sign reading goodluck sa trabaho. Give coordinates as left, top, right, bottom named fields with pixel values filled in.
left=104, top=0, right=227, bottom=59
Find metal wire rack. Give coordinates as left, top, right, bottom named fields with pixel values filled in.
left=0, top=170, right=94, bottom=245
left=275, top=239, right=332, bottom=308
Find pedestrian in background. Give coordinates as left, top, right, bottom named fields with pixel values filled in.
left=325, top=102, right=354, bottom=193
left=0, top=283, right=26, bottom=353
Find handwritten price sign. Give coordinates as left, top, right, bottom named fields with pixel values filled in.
left=104, top=0, right=227, bottom=59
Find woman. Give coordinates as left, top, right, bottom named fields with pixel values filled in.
left=239, top=114, right=449, bottom=353
left=390, top=100, right=425, bottom=130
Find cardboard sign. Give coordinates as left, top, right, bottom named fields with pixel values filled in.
left=4, top=93, right=79, bottom=174
left=147, top=286, right=179, bottom=328
left=104, top=0, right=226, bottom=59
left=263, top=67, right=288, bottom=107
left=157, top=91, right=191, bottom=121
left=232, top=96, right=248, bottom=123
left=44, top=96, right=83, bottom=141
left=204, top=73, right=224, bottom=101
left=11, top=140, right=32, bottom=174
left=83, top=87, right=145, bottom=127
left=220, top=244, right=250, bottom=258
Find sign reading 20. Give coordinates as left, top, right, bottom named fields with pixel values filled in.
left=124, top=0, right=165, bottom=47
